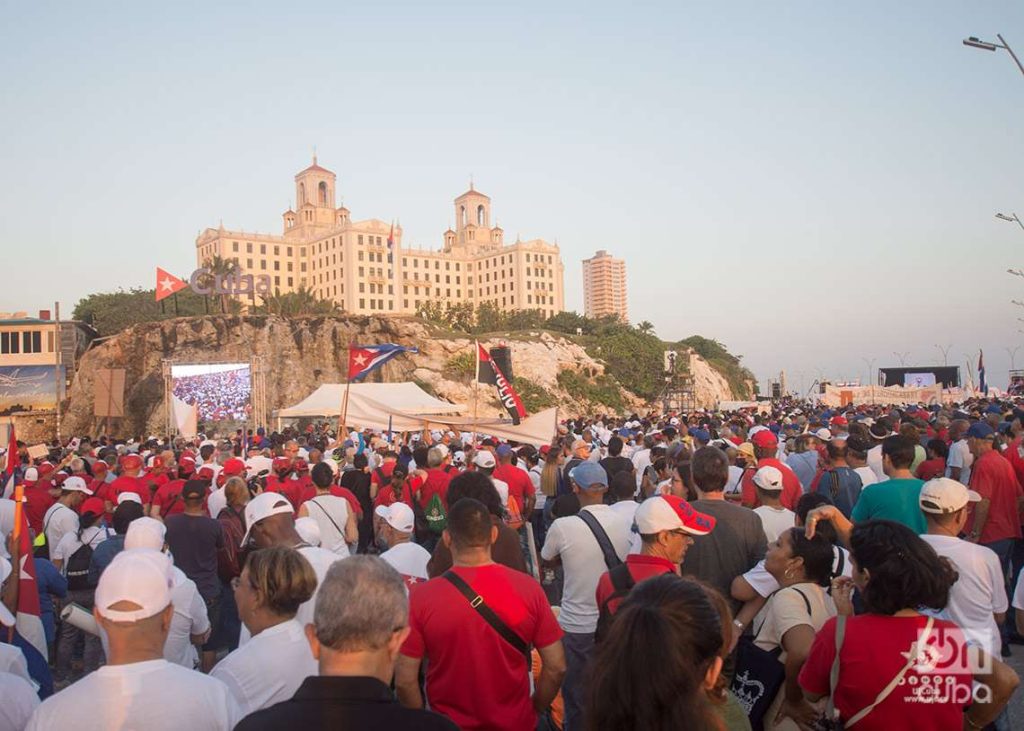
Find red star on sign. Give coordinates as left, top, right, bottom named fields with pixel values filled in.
left=155, top=268, right=187, bottom=302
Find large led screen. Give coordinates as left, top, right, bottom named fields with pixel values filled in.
left=171, top=363, right=251, bottom=421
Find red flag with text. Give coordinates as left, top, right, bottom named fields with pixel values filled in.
left=477, top=343, right=526, bottom=425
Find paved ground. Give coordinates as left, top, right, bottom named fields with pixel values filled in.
left=1004, top=642, right=1024, bottom=723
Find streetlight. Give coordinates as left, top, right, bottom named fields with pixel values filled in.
left=1006, top=346, right=1021, bottom=370
left=963, top=34, right=1024, bottom=78
left=861, top=357, right=877, bottom=386
left=997, top=212, right=1024, bottom=232
left=934, top=344, right=952, bottom=366
left=892, top=351, right=910, bottom=366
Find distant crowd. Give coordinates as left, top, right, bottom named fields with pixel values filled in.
left=172, top=368, right=252, bottom=421
left=1, top=396, right=1024, bottom=730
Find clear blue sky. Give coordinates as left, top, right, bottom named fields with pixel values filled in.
left=2, top=2, right=1024, bottom=390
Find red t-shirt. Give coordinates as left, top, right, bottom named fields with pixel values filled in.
left=419, top=467, right=454, bottom=510
left=151, top=479, right=187, bottom=517
left=370, top=461, right=396, bottom=488
left=23, top=483, right=54, bottom=535
left=915, top=458, right=946, bottom=482
left=265, top=476, right=310, bottom=512
left=401, top=563, right=563, bottom=731
left=799, top=614, right=972, bottom=731
left=740, top=458, right=802, bottom=510
left=373, top=476, right=424, bottom=510
left=109, top=475, right=149, bottom=504
left=968, top=450, right=1023, bottom=543
left=328, top=485, right=362, bottom=517
left=595, top=554, right=675, bottom=615
left=493, top=464, right=535, bottom=511
left=1002, top=437, right=1024, bottom=488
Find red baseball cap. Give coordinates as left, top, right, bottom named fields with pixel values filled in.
left=92, top=461, right=108, bottom=474
left=751, top=430, right=778, bottom=449
left=293, top=458, right=309, bottom=472
left=635, top=495, right=716, bottom=536
left=80, top=497, right=106, bottom=517
left=120, top=454, right=143, bottom=471
left=37, top=463, right=55, bottom=477
left=222, top=458, right=246, bottom=476
left=272, top=457, right=291, bottom=472
left=195, top=466, right=216, bottom=482
left=831, top=415, right=848, bottom=427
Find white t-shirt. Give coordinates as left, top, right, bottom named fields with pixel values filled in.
left=725, top=465, right=744, bottom=495
left=212, top=619, right=316, bottom=716
left=0, top=672, right=39, bottom=731
left=529, top=466, right=545, bottom=510
left=743, top=545, right=853, bottom=598
left=0, top=642, right=31, bottom=684
left=920, top=534, right=1007, bottom=657
left=492, top=477, right=510, bottom=509
left=609, top=500, right=641, bottom=555
left=166, top=567, right=211, bottom=668
left=380, top=541, right=432, bottom=583
left=26, top=659, right=241, bottom=731
left=631, top=449, right=652, bottom=490
left=303, top=495, right=352, bottom=555
left=42, top=503, right=79, bottom=558
left=867, top=445, right=885, bottom=482
left=946, top=440, right=974, bottom=486
left=541, top=504, right=631, bottom=633
left=853, top=466, right=879, bottom=488
left=0, top=499, right=15, bottom=558
left=753, top=506, right=796, bottom=544
left=52, top=525, right=111, bottom=569
left=207, top=487, right=227, bottom=520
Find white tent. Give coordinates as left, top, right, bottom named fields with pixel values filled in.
left=276, top=382, right=559, bottom=446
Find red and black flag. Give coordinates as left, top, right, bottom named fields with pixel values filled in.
left=476, top=342, right=527, bottom=424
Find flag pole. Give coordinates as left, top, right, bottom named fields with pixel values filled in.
left=471, top=340, right=480, bottom=445
left=340, top=340, right=353, bottom=436
left=7, top=483, right=23, bottom=642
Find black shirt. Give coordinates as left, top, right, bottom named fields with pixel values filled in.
left=164, top=512, right=223, bottom=601
left=235, top=675, right=459, bottom=731
left=599, top=455, right=634, bottom=480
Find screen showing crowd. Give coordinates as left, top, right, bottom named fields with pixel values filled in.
left=171, top=363, right=251, bottom=421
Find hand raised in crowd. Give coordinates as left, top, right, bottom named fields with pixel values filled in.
left=830, top=576, right=855, bottom=617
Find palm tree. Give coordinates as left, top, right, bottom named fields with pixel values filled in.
left=203, top=254, right=240, bottom=313
left=254, top=286, right=342, bottom=317
left=636, top=320, right=655, bottom=335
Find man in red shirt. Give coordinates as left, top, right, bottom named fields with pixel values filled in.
left=395, top=498, right=566, bottom=731
left=419, top=447, right=455, bottom=511
left=493, top=444, right=536, bottom=520
left=370, top=450, right=399, bottom=492
left=740, top=430, right=802, bottom=510
left=965, top=422, right=1023, bottom=576
left=150, top=454, right=188, bottom=520
left=106, top=454, right=147, bottom=513
left=22, top=467, right=53, bottom=535
left=595, top=494, right=716, bottom=620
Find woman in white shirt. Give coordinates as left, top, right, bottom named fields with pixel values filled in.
left=212, top=546, right=319, bottom=716
left=297, top=464, right=357, bottom=555
left=747, top=528, right=836, bottom=731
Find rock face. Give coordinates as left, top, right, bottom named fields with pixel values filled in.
left=61, top=316, right=742, bottom=436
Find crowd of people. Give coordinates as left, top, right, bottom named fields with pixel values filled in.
left=2, top=397, right=1024, bottom=730
left=172, top=367, right=252, bottom=421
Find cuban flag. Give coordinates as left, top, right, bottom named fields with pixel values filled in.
left=978, top=349, right=988, bottom=395
left=348, top=344, right=418, bottom=382
left=387, top=221, right=395, bottom=266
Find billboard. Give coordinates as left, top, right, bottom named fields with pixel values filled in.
left=171, top=363, right=251, bottom=421
left=0, top=365, right=65, bottom=415
left=880, top=366, right=960, bottom=389
left=904, top=372, right=937, bottom=388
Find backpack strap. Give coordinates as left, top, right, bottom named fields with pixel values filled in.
left=577, top=510, right=622, bottom=570
left=829, top=470, right=841, bottom=501
left=442, top=570, right=530, bottom=663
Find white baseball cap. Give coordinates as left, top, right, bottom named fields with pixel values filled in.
left=813, top=428, right=833, bottom=442
left=117, top=492, right=142, bottom=505
left=61, top=476, right=93, bottom=495
left=474, top=451, right=496, bottom=469
left=435, top=444, right=450, bottom=459
left=295, top=516, right=322, bottom=547
left=752, top=466, right=784, bottom=492
left=635, top=495, right=716, bottom=536
left=23, top=467, right=38, bottom=482
left=453, top=450, right=466, bottom=466
left=124, top=517, right=166, bottom=551
left=0, top=557, right=15, bottom=626
left=375, top=502, right=416, bottom=533
left=95, top=550, right=173, bottom=622
left=919, top=477, right=981, bottom=514
left=240, top=492, right=295, bottom=547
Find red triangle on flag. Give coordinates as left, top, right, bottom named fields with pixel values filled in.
left=155, top=267, right=188, bottom=302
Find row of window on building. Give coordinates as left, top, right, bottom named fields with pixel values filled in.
left=0, top=330, right=48, bottom=354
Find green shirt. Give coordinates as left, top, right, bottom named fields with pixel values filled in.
left=851, top=477, right=926, bottom=534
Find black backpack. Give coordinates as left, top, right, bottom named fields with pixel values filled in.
left=65, top=529, right=106, bottom=592
left=595, top=562, right=635, bottom=642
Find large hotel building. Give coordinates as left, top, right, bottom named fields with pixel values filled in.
left=195, top=158, right=565, bottom=317
left=582, top=249, right=628, bottom=322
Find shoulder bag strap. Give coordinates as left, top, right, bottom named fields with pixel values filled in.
left=844, top=616, right=935, bottom=728
left=824, top=615, right=847, bottom=726
left=577, top=510, right=622, bottom=570
left=608, top=562, right=635, bottom=593
left=789, top=586, right=813, bottom=616
left=442, top=570, right=530, bottom=663
left=309, top=497, right=345, bottom=536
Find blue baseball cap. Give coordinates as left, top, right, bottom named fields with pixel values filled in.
left=690, top=428, right=711, bottom=443
left=495, top=444, right=513, bottom=458
left=966, top=422, right=995, bottom=439
left=569, top=461, right=609, bottom=490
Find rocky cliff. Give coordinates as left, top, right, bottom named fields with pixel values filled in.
left=61, top=315, right=743, bottom=436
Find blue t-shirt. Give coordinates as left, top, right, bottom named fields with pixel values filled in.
left=816, top=467, right=863, bottom=518
left=851, top=478, right=926, bottom=534
left=33, top=557, right=67, bottom=645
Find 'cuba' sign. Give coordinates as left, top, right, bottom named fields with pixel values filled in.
left=155, top=267, right=272, bottom=302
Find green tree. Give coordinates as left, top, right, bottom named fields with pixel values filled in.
left=544, top=310, right=593, bottom=336
left=474, top=302, right=506, bottom=333
left=636, top=320, right=655, bottom=335
left=253, top=286, right=341, bottom=317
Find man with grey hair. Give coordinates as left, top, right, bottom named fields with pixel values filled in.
left=235, top=556, right=457, bottom=730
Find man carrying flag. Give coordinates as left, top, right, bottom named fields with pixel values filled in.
left=4, top=426, right=53, bottom=697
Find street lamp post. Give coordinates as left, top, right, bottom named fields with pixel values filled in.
left=1007, top=346, right=1021, bottom=371
left=963, top=34, right=1024, bottom=78
left=934, top=344, right=952, bottom=366
left=892, top=351, right=910, bottom=366
left=997, top=212, right=1024, bottom=232
left=861, top=357, right=877, bottom=386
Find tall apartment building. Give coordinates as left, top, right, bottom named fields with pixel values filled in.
left=194, top=158, right=565, bottom=317
left=582, top=250, right=628, bottom=322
